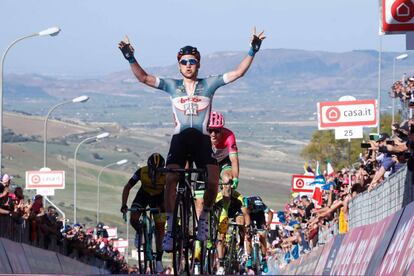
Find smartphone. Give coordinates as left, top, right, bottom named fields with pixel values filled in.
left=361, top=143, right=371, bottom=148
left=411, top=124, right=414, bottom=134
left=386, top=140, right=395, bottom=146
left=369, top=133, right=379, bottom=141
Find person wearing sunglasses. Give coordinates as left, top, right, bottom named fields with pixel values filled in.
left=207, top=111, right=250, bottom=274
left=118, top=28, right=266, bottom=252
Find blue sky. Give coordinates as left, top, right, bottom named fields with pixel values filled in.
left=0, top=0, right=409, bottom=76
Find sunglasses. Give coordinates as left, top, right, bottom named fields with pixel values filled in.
left=208, top=128, right=222, bottom=134
left=179, top=58, right=198, bottom=66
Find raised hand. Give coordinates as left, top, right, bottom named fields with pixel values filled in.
left=250, top=27, right=266, bottom=54
left=118, top=35, right=136, bottom=63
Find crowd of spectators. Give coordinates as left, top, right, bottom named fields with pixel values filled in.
left=0, top=175, right=128, bottom=274
left=390, top=75, right=414, bottom=108
left=265, top=116, right=414, bottom=272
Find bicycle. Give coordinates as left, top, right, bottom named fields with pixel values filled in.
left=158, top=167, right=207, bottom=275
left=203, top=205, right=221, bottom=274
left=123, top=207, right=159, bottom=274
left=249, top=222, right=263, bottom=274
left=223, top=220, right=244, bottom=274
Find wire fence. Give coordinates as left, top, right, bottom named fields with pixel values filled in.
left=348, top=164, right=414, bottom=229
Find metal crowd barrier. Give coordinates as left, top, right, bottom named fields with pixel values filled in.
left=0, top=215, right=109, bottom=272
left=348, top=164, right=414, bottom=229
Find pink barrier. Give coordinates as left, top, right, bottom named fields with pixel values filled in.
left=0, top=237, right=104, bottom=274
left=0, top=238, right=12, bottom=273
left=280, top=201, right=414, bottom=275
left=330, top=209, right=401, bottom=276
left=314, top=238, right=335, bottom=275
left=294, top=245, right=324, bottom=275
left=377, top=201, right=414, bottom=276
left=22, top=243, right=62, bottom=274
left=0, top=238, right=31, bottom=273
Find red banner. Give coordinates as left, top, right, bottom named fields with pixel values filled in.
left=377, top=201, right=414, bottom=276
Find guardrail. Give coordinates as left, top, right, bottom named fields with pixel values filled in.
left=348, top=164, right=414, bottom=229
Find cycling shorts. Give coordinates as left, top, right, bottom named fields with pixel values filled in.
left=250, top=211, right=266, bottom=231
left=132, top=188, right=165, bottom=212
left=166, top=128, right=218, bottom=168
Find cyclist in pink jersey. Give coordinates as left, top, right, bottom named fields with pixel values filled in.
left=208, top=112, right=251, bottom=274
left=209, top=111, right=239, bottom=185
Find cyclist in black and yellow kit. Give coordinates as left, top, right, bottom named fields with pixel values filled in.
left=121, top=153, right=166, bottom=273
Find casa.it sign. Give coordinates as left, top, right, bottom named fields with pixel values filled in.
left=291, top=175, right=315, bottom=193
left=25, top=170, right=65, bottom=189
left=317, top=100, right=377, bottom=130
left=382, top=0, right=414, bottom=33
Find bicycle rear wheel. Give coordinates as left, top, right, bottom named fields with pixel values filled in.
left=188, top=197, right=198, bottom=274
left=136, top=227, right=146, bottom=274
left=205, top=208, right=219, bottom=274
left=253, top=242, right=261, bottom=274
left=143, top=217, right=155, bottom=274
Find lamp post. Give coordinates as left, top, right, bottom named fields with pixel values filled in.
left=0, top=27, right=61, bottom=175
left=43, top=95, right=89, bottom=169
left=73, top=132, right=109, bottom=224
left=377, top=35, right=382, bottom=134
left=96, top=159, right=128, bottom=224
left=392, top=53, right=408, bottom=125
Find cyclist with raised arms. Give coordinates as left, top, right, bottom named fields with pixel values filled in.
left=120, top=153, right=166, bottom=273
left=118, top=28, right=266, bottom=252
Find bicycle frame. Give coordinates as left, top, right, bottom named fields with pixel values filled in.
left=158, top=167, right=206, bottom=276
left=124, top=207, right=158, bottom=274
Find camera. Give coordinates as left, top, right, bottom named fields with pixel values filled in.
left=361, top=142, right=371, bottom=148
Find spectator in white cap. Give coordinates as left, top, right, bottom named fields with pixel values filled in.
left=0, top=174, right=11, bottom=215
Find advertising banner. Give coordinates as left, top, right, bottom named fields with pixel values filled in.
left=382, top=0, right=414, bottom=33
left=291, top=174, right=315, bottom=193
left=0, top=238, right=31, bottom=273
left=22, top=243, right=62, bottom=274
left=322, top=235, right=344, bottom=275
left=377, top=202, right=414, bottom=276
left=330, top=208, right=402, bottom=275
left=294, top=245, right=324, bottom=275
left=317, top=100, right=377, bottom=129
left=365, top=209, right=404, bottom=275
left=314, top=238, right=335, bottom=275
left=0, top=238, right=12, bottom=273
left=25, top=170, right=65, bottom=189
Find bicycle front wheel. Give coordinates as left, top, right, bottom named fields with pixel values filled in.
left=172, top=195, right=187, bottom=275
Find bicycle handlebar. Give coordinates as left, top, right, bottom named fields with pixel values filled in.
left=122, top=207, right=160, bottom=222
left=156, top=167, right=206, bottom=174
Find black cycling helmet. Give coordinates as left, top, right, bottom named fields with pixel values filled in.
left=177, top=45, right=201, bottom=62
left=147, top=153, right=165, bottom=169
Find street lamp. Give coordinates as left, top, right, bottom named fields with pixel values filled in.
left=392, top=53, right=408, bottom=124
left=96, top=159, right=128, bottom=224
left=43, top=95, right=89, bottom=169
left=73, top=132, right=110, bottom=224
left=0, top=27, right=61, bottom=174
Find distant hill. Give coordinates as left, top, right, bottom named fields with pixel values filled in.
left=6, top=48, right=410, bottom=96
